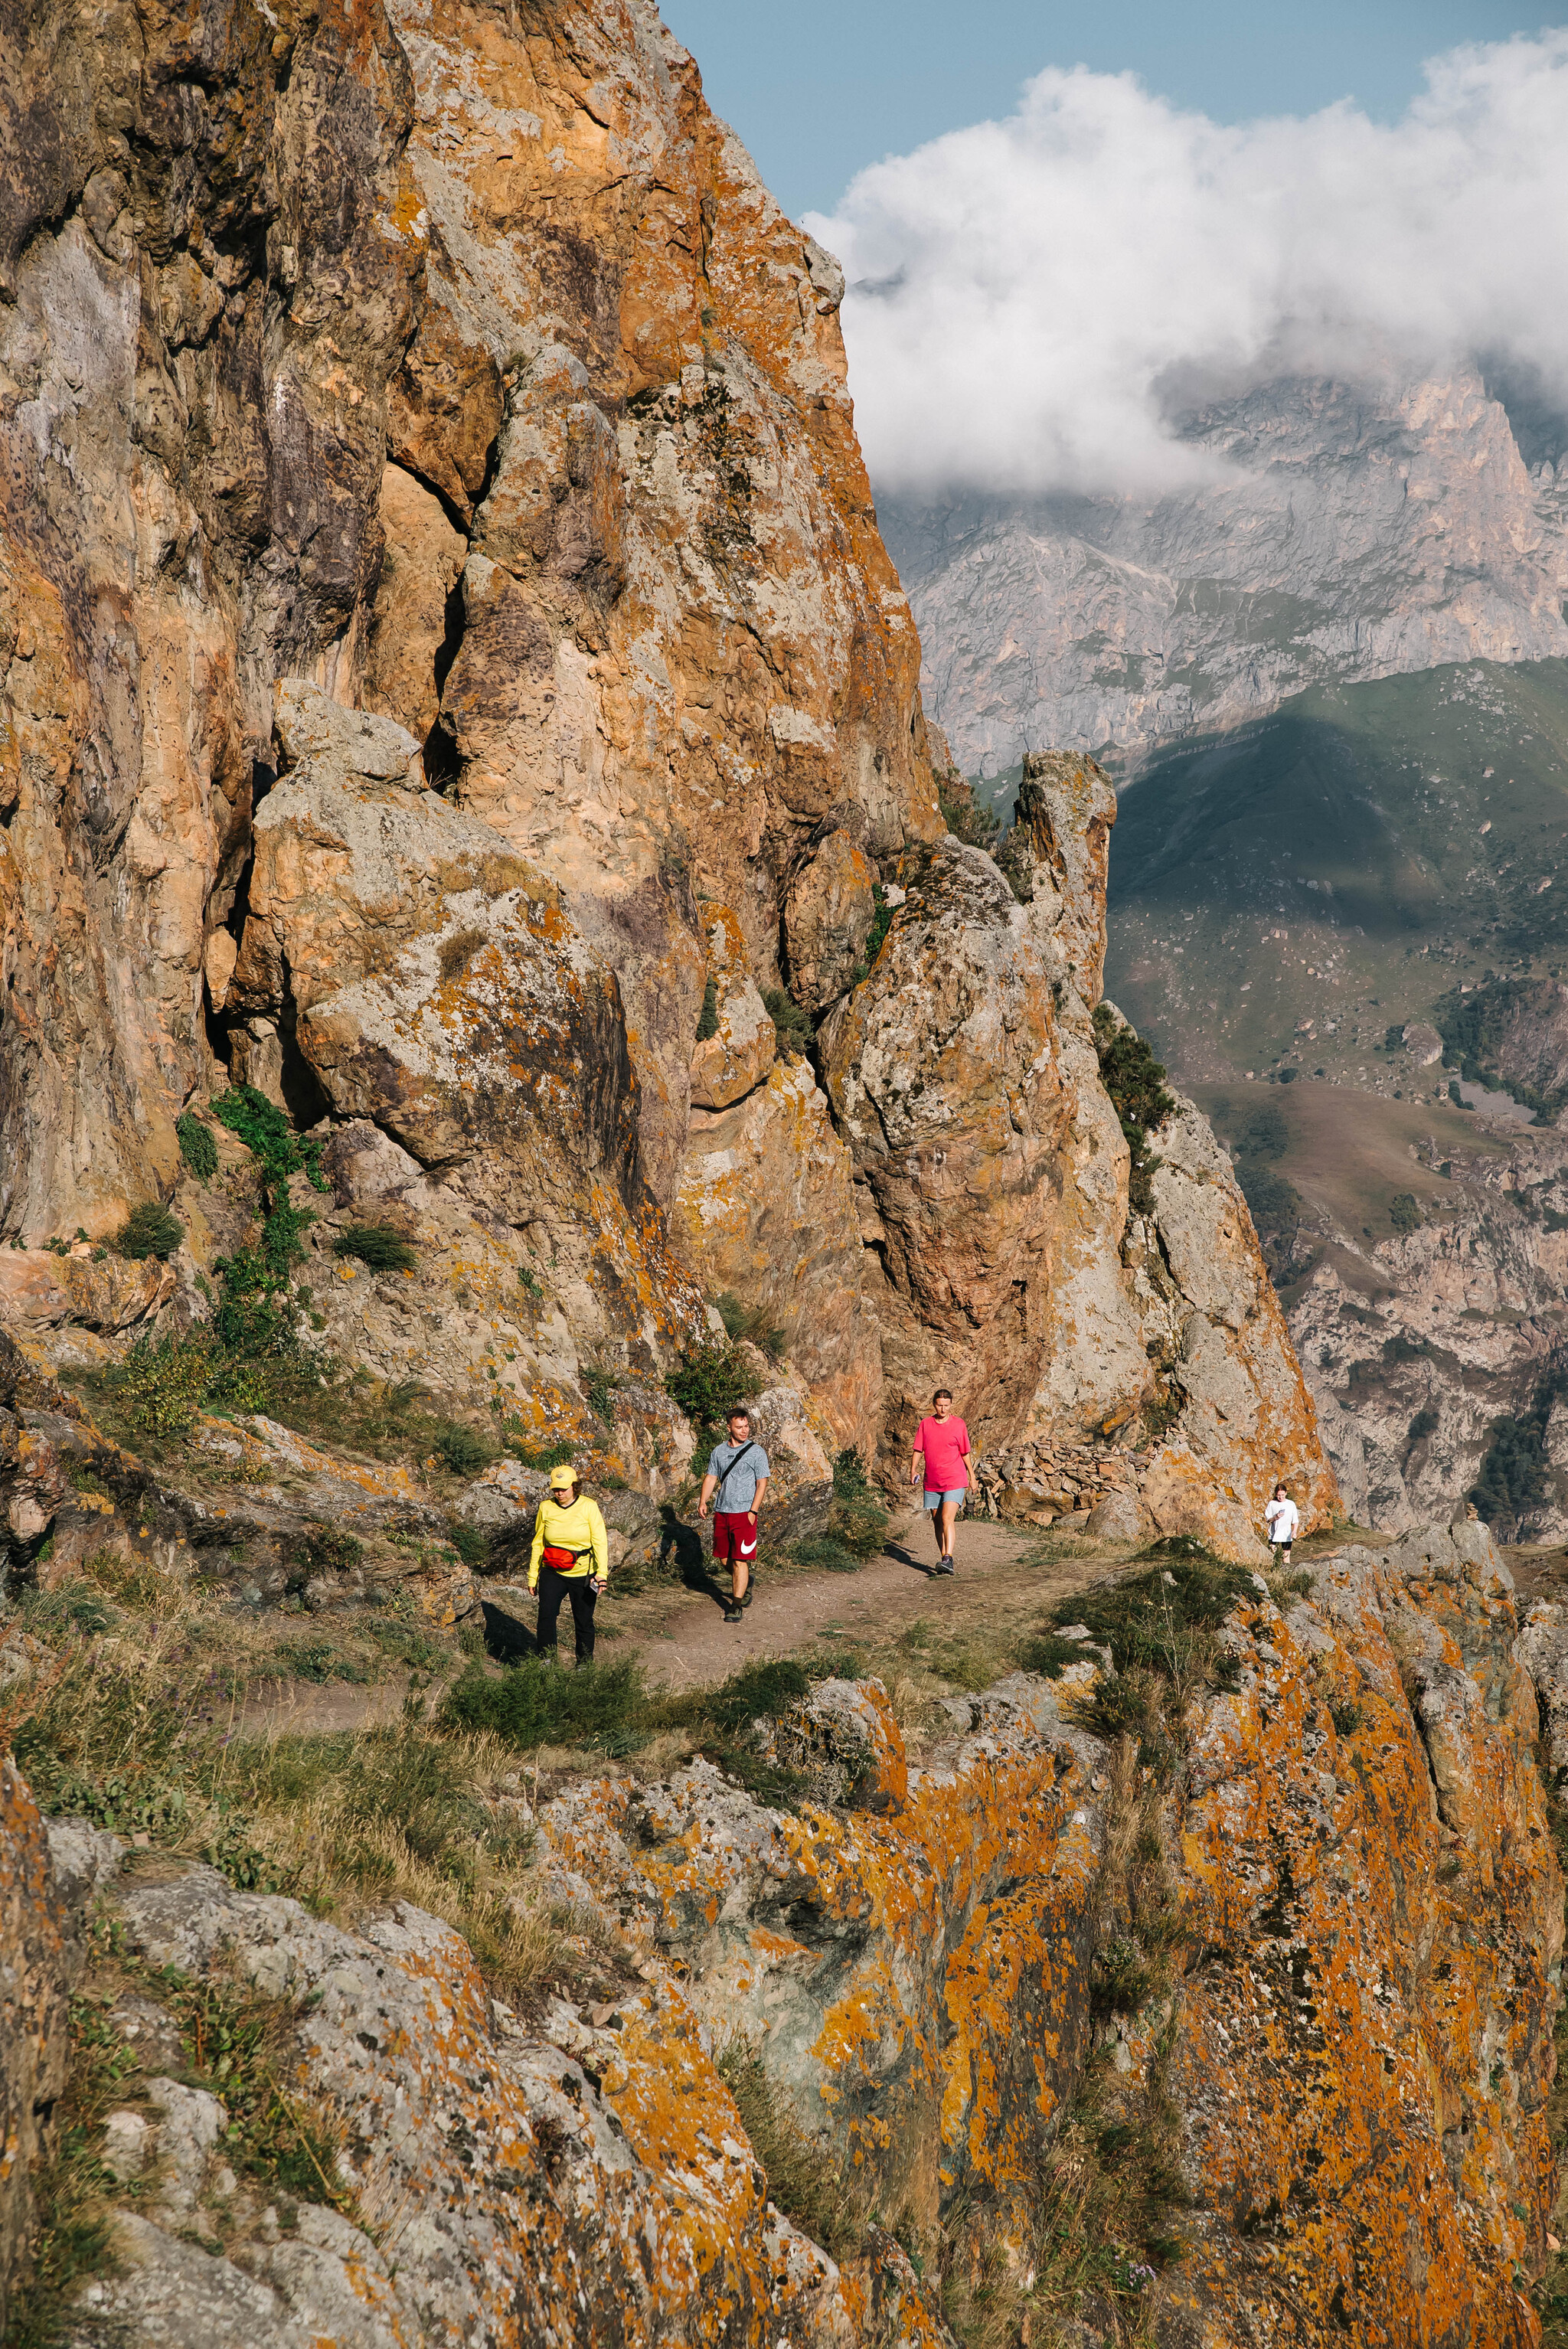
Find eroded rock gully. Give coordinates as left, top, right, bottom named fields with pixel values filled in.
left=0, top=0, right=1331, bottom=1559
left=1, top=1518, right=1563, bottom=2346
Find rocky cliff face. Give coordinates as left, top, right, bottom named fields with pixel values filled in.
left=1276, top=1119, right=1568, bottom=1538
left=885, top=365, right=1568, bottom=775
left=2, top=1518, right=1560, bottom=2345
left=0, top=0, right=1332, bottom=1550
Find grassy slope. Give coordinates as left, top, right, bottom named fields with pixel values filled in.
left=1103, top=656, right=1568, bottom=1088
left=1183, top=1080, right=1514, bottom=1249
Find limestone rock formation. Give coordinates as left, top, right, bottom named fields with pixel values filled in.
left=2, top=1520, right=1559, bottom=2344
left=0, top=0, right=1335, bottom=1550
left=886, top=364, right=1568, bottom=773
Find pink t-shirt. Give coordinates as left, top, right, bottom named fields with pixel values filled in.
left=916, top=1415, right=970, bottom=1491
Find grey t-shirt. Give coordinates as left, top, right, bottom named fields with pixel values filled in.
left=708, top=1440, right=769, bottom=1513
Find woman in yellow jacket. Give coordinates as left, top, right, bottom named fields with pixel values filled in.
left=528, top=1462, right=610, bottom=1667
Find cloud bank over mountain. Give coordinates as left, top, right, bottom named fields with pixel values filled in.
left=805, top=33, right=1568, bottom=498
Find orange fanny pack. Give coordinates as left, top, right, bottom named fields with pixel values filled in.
left=542, top=1544, right=590, bottom=1573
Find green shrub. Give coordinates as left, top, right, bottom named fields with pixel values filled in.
left=1389, top=1192, right=1420, bottom=1234
left=763, top=987, right=814, bottom=1060
left=1092, top=1005, right=1175, bottom=1217
left=665, top=1338, right=750, bottom=1433
left=212, top=1083, right=326, bottom=1279
left=696, top=975, right=720, bottom=1041
left=433, top=1422, right=490, bottom=1478
left=175, top=1111, right=218, bottom=1182
left=115, top=1201, right=183, bottom=1261
left=790, top=1534, right=864, bottom=1575
left=831, top=1446, right=871, bottom=1501
left=293, top=1526, right=364, bottom=1578
left=443, top=1656, right=647, bottom=1755
left=1406, top=1406, right=1439, bottom=1443
left=583, top=1366, right=620, bottom=1427
left=334, top=1223, right=418, bottom=1273
left=110, top=1334, right=216, bottom=1436
left=448, top=1521, right=489, bottom=1567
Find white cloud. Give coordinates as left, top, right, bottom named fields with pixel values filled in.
left=805, top=34, right=1568, bottom=497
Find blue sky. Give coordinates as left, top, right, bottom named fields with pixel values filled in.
left=659, top=0, right=1560, bottom=219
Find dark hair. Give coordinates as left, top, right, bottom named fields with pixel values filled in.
left=1274, top=1482, right=1286, bottom=1495
left=727, top=1406, right=751, bottom=1424
left=933, top=1388, right=952, bottom=1403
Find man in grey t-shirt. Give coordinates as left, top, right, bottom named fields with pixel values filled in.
left=698, top=1406, right=770, bottom=1623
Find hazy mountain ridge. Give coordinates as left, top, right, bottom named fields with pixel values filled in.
left=884, top=364, right=1568, bottom=776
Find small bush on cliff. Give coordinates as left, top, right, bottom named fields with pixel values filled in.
left=114, top=1200, right=183, bottom=1261
left=334, top=1222, right=418, bottom=1273
left=695, top=975, right=720, bottom=1041
left=664, top=1337, right=750, bottom=1434
left=1092, top=1004, right=1174, bottom=1217
left=431, top=1420, right=492, bottom=1478
left=763, top=986, right=813, bottom=1060
left=175, top=1109, right=218, bottom=1182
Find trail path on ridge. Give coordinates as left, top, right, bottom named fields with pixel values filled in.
left=606, top=1505, right=1129, bottom=1695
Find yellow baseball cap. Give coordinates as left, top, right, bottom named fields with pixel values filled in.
left=548, top=1463, right=578, bottom=1491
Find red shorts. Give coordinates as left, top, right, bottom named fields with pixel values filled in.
left=712, top=1511, right=758, bottom=1564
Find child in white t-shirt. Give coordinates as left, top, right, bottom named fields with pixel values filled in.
left=1265, top=1483, right=1299, bottom=1563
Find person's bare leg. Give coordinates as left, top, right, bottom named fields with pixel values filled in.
left=733, top=1555, right=749, bottom=1603
left=940, top=1494, right=960, bottom=1562
left=930, top=1501, right=944, bottom=1564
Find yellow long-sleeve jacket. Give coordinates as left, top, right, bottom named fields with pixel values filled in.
left=528, top=1493, right=609, bottom=1590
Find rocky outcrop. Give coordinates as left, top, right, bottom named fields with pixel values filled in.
left=2, top=1520, right=1559, bottom=2344
left=886, top=364, right=1568, bottom=773
left=0, top=0, right=1335, bottom=1560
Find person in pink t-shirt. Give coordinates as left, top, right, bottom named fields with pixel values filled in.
left=909, top=1389, right=973, bottom=1575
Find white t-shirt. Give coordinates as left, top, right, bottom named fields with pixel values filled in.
left=1265, top=1497, right=1299, bottom=1544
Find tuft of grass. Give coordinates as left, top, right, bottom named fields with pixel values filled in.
left=583, top=1366, right=620, bottom=1428
left=695, top=975, right=720, bottom=1041
left=432, top=1421, right=491, bottom=1478
left=447, top=1521, right=489, bottom=1568
left=334, top=1223, right=418, bottom=1274
left=114, top=1201, right=183, bottom=1262
left=175, top=1110, right=218, bottom=1183
left=714, top=1291, right=786, bottom=1364
left=717, top=2040, right=871, bottom=2261
left=2, top=1992, right=132, bottom=2348
left=790, top=1534, right=864, bottom=1575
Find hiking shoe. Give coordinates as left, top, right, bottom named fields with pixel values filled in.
left=724, top=1601, right=743, bottom=1623
left=740, top=1585, right=754, bottom=1609
left=936, top=1559, right=956, bottom=1576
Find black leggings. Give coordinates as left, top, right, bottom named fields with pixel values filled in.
left=537, top=1566, right=596, bottom=1663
